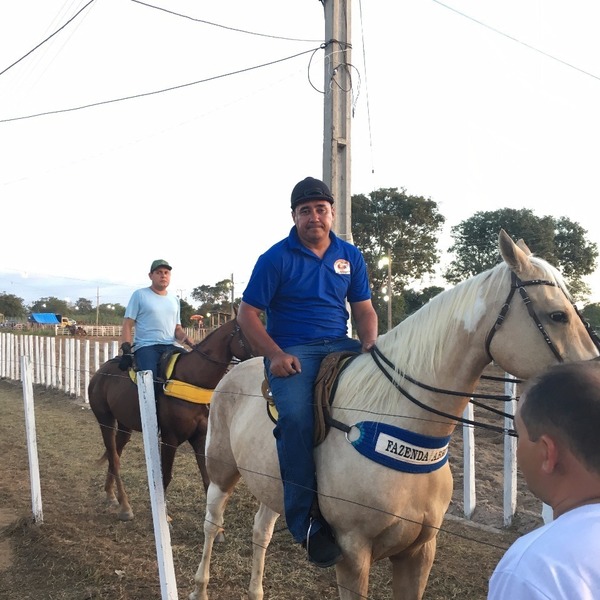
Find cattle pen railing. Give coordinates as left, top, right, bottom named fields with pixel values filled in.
left=0, top=330, right=548, bottom=527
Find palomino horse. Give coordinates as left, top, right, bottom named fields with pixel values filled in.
left=189, top=230, right=600, bottom=600
left=88, top=318, right=253, bottom=521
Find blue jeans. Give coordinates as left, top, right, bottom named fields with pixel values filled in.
left=265, top=336, right=361, bottom=543
left=134, top=344, right=177, bottom=381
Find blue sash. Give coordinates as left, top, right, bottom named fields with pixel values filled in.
left=350, top=421, right=450, bottom=473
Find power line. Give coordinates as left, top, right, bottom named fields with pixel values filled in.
left=0, top=0, right=96, bottom=77
left=131, top=0, right=323, bottom=43
left=0, top=46, right=323, bottom=124
left=432, top=0, right=600, bottom=82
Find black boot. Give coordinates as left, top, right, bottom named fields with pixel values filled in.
left=302, top=519, right=342, bottom=568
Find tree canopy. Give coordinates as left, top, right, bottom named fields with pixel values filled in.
left=445, top=208, right=598, bottom=299
left=351, top=187, right=445, bottom=330
left=0, top=293, right=27, bottom=319
left=190, top=279, right=240, bottom=318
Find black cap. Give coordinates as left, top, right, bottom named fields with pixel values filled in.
left=290, top=177, right=334, bottom=210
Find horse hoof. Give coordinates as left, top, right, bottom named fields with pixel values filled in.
left=118, top=510, right=134, bottom=521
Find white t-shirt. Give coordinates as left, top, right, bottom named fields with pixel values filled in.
left=124, top=287, right=181, bottom=349
left=488, top=503, right=600, bottom=600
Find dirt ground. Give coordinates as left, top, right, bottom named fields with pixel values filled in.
left=0, top=364, right=542, bottom=600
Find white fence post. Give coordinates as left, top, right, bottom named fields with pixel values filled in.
left=462, top=403, right=476, bottom=519
left=21, top=355, right=43, bottom=523
left=503, top=377, right=518, bottom=526
left=137, top=371, right=179, bottom=599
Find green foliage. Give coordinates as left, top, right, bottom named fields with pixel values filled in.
left=191, top=278, right=239, bottom=317
left=29, top=296, right=70, bottom=316
left=75, top=297, right=94, bottom=313
left=179, top=298, right=196, bottom=327
left=351, top=187, right=445, bottom=330
left=445, top=209, right=598, bottom=300
left=0, top=293, right=27, bottom=319
left=582, top=303, right=600, bottom=330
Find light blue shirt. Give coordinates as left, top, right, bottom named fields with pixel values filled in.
left=124, top=287, right=181, bottom=349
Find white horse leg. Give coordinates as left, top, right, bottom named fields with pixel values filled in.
left=248, top=503, right=279, bottom=600
left=390, top=538, right=437, bottom=600
left=189, top=483, right=230, bottom=600
left=334, top=542, right=372, bottom=600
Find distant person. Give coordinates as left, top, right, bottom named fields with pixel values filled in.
left=487, top=360, right=600, bottom=600
left=119, top=259, right=193, bottom=380
left=237, top=176, right=378, bottom=567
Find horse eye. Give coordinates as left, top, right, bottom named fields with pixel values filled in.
left=549, top=311, right=568, bottom=323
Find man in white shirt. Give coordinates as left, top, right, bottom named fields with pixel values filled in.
left=488, top=360, right=600, bottom=600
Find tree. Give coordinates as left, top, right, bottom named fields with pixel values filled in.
left=582, top=303, right=600, bottom=331
left=191, top=279, right=238, bottom=317
left=75, top=297, right=94, bottom=313
left=179, top=298, right=196, bottom=328
left=352, top=187, right=445, bottom=331
left=0, top=292, right=27, bottom=319
left=445, top=209, right=598, bottom=300
left=29, top=296, right=70, bottom=316
left=403, top=286, right=445, bottom=315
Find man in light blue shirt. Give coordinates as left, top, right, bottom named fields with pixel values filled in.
left=119, top=259, right=192, bottom=380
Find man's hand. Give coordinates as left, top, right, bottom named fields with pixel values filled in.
left=118, top=342, right=133, bottom=371
left=268, top=350, right=301, bottom=377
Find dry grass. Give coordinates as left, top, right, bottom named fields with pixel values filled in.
left=0, top=373, right=534, bottom=600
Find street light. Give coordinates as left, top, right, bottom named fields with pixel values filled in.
left=378, top=249, right=393, bottom=332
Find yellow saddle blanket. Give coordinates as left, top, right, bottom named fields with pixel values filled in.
left=127, top=353, right=214, bottom=404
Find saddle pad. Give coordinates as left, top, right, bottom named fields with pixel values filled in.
left=163, top=380, right=213, bottom=404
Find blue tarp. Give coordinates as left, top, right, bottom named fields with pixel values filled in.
left=30, top=313, right=60, bottom=324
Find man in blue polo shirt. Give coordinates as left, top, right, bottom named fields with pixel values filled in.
left=237, top=176, right=378, bottom=567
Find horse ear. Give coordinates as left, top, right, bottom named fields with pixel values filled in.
left=233, top=304, right=238, bottom=316
left=516, top=238, right=532, bottom=256
left=499, top=229, right=530, bottom=274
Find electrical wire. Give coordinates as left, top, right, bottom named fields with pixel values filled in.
left=0, top=47, right=322, bottom=124
left=0, top=0, right=96, bottom=77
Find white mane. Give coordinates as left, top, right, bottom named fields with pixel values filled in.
left=344, top=254, right=570, bottom=413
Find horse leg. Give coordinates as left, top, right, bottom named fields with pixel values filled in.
left=188, top=433, right=226, bottom=542
left=248, top=503, right=279, bottom=600
left=390, top=539, right=437, bottom=600
left=159, top=435, right=178, bottom=523
left=334, top=537, right=373, bottom=600
left=113, top=424, right=134, bottom=521
left=188, top=432, right=209, bottom=494
left=189, top=481, right=236, bottom=600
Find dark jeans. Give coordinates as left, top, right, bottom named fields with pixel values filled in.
left=265, top=336, right=361, bottom=542
left=134, top=344, right=177, bottom=382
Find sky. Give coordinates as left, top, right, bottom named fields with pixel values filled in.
left=1, top=0, right=600, bottom=310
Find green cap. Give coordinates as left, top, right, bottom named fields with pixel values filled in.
left=150, top=259, right=172, bottom=272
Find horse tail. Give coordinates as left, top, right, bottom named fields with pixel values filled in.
left=96, top=450, right=109, bottom=466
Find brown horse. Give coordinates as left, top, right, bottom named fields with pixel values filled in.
left=88, top=318, right=253, bottom=521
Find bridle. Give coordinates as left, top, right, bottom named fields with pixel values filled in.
left=229, top=322, right=255, bottom=362
left=485, top=271, right=600, bottom=362
left=369, top=270, right=600, bottom=437
left=189, top=322, right=254, bottom=366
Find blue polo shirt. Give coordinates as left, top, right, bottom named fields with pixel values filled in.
left=242, top=227, right=372, bottom=348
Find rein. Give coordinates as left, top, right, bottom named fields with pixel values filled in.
left=367, top=270, right=600, bottom=439
left=370, top=346, right=515, bottom=436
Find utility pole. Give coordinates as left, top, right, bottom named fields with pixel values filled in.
left=322, top=0, right=352, bottom=243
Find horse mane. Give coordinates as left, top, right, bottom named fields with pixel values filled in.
left=345, top=254, right=570, bottom=410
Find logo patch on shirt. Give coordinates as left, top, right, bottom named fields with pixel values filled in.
left=334, top=259, right=351, bottom=274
